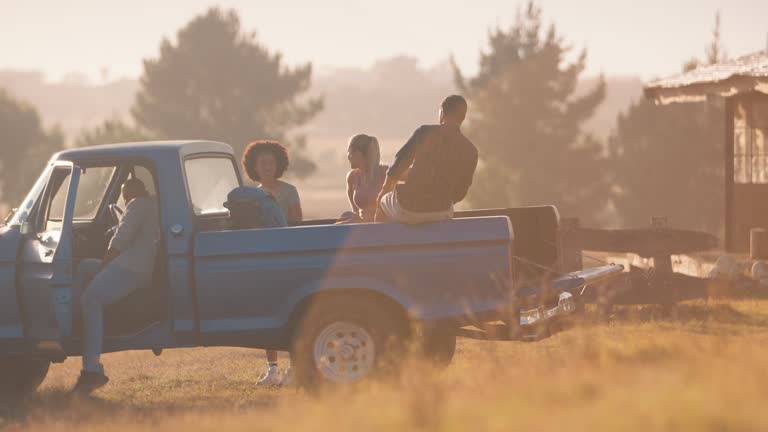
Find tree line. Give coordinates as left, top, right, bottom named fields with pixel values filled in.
left=455, top=3, right=725, bottom=233
left=0, top=3, right=726, bottom=235
left=0, top=8, right=321, bottom=212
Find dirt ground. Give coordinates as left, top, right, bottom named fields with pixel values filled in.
left=3, top=300, right=768, bottom=431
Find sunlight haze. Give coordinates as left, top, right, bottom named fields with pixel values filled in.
left=3, top=0, right=767, bottom=83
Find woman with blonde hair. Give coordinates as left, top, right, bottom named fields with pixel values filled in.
left=342, top=134, right=388, bottom=223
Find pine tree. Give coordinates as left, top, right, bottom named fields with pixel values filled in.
left=453, top=1, right=610, bottom=223
left=0, top=89, right=63, bottom=208
left=608, top=12, right=725, bottom=233
left=74, top=117, right=151, bottom=147
left=132, top=8, right=322, bottom=178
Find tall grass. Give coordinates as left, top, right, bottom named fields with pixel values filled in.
left=4, top=300, right=768, bottom=431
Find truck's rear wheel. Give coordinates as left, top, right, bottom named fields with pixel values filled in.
left=0, top=356, right=50, bottom=401
left=419, top=325, right=457, bottom=368
left=292, top=297, right=409, bottom=389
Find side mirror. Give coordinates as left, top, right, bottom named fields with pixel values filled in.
left=4, top=208, right=17, bottom=224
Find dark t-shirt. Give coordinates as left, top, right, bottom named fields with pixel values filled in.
left=387, top=124, right=478, bottom=213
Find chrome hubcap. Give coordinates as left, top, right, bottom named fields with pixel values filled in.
left=313, top=321, right=375, bottom=383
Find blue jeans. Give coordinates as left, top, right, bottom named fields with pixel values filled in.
left=77, top=259, right=147, bottom=373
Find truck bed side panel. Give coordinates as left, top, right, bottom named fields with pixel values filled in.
left=192, top=217, right=513, bottom=348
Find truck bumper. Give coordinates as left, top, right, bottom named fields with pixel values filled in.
left=519, top=291, right=576, bottom=327
left=456, top=264, right=624, bottom=341
left=516, top=264, right=624, bottom=327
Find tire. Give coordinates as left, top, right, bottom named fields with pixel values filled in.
left=292, top=296, right=409, bottom=389
left=419, top=325, right=457, bottom=368
left=0, top=356, right=50, bottom=402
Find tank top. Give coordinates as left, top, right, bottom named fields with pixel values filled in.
left=351, top=165, right=388, bottom=222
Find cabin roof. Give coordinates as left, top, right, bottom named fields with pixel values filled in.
left=644, top=50, right=768, bottom=104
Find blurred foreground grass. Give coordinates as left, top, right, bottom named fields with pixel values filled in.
left=5, top=300, right=768, bottom=431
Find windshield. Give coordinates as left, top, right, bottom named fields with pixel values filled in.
left=7, top=163, right=53, bottom=227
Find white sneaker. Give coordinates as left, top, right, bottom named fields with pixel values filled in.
left=257, top=365, right=283, bottom=386
left=279, top=367, right=294, bottom=387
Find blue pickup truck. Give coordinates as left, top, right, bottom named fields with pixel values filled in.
left=0, top=140, right=622, bottom=395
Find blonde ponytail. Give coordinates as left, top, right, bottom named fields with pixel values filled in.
left=365, top=136, right=380, bottom=182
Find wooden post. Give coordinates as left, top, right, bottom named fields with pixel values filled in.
left=651, top=216, right=673, bottom=273
left=724, top=98, right=734, bottom=251
left=559, top=217, right=582, bottom=272
left=750, top=228, right=768, bottom=260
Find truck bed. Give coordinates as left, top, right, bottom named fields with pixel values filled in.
left=295, top=206, right=561, bottom=279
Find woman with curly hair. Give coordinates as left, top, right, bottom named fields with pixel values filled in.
left=241, top=140, right=302, bottom=386
left=241, top=140, right=302, bottom=223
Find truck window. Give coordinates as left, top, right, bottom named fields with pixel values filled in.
left=8, top=164, right=52, bottom=227
left=119, top=165, right=157, bottom=208
left=185, top=157, right=240, bottom=215
left=133, top=166, right=157, bottom=197
left=46, top=170, right=71, bottom=232
left=74, top=166, right=116, bottom=219
left=46, top=166, right=116, bottom=230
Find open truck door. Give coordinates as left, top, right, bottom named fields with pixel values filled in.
left=18, top=162, right=80, bottom=358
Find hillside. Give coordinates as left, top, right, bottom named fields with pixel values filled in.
left=0, top=70, right=137, bottom=136
left=0, top=58, right=643, bottom=144
left=0, top=61, right=644, bottom=219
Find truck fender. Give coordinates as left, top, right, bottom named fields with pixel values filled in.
left=278, top=277, right=414, bottom=327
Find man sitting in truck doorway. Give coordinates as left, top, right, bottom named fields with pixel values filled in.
left=375, top=95, right=478, bottom=223
left=72, top=178, right=159, bottom=394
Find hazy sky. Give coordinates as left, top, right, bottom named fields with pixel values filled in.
left=3, top=0, right=766, bottom=83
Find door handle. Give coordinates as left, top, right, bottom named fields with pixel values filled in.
left=170, top=224, right=184, bottom=237
left=44, top=249, right=54, bottom=257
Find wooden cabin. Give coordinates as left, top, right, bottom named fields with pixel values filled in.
left=645, top=50, right=768, bottom=252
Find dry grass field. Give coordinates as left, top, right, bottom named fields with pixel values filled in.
left=3, top=300, right=768, bottom=431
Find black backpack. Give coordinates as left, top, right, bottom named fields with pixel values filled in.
left=223, top=186, right=287, bottom=230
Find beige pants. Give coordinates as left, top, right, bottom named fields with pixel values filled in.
left=379, top=191, right=454, bottom=224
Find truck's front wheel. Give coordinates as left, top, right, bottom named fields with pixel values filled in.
left=292, top=297, right=409, bottom=389
left=0, top=356, right=50, bottom=401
